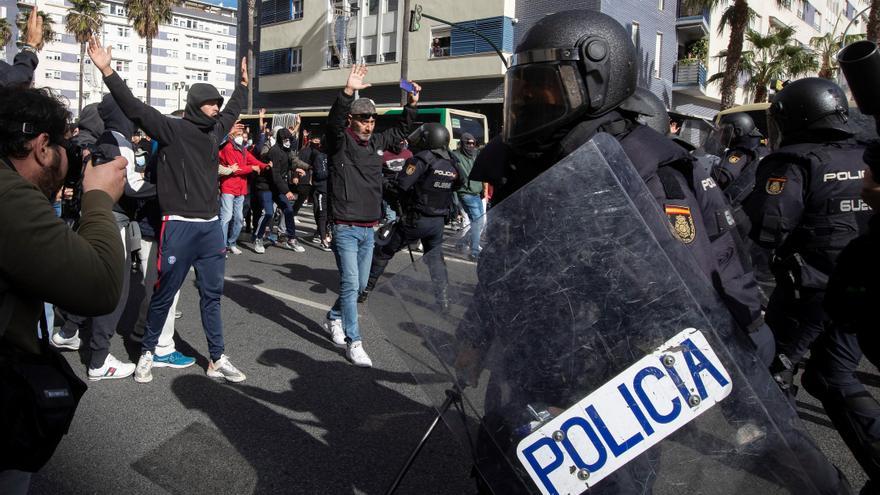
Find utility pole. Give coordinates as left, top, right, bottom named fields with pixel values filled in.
left=400, top=0, right=411, bottom=106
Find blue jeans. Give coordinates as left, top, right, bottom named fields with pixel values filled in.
left=220, top=193, right=245, bottom=248
left=458, top=194, right=484, bottom=256
left=327, top=224, right=374, bottom=342
left=253, top=191, right=296, bottom=241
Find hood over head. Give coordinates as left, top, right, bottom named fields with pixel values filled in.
left=184, top=83, right=224, bottom=131
left=73, top=103, right=104, bottom=148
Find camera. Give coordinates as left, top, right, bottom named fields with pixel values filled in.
left=61, top=142, right=113, bottom=221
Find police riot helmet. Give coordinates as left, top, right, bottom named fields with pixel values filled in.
left=768, top=77, right=852, bottom=144
left=719, top=112, right=760, bottom=138
left=623, top=87, right=670, bottom=135
left=503, top=10, right=637, bottom=149
left=407, top=122, right=450, bottom=151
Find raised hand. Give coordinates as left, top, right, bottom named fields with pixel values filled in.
left=87, top=36, right=114, bottom=77
left=25, top=7, right=44, bottom=49
left=344, top=64, right=371, bottom=95
left=406, top=81, right=422, bottom=106
left=240, top=57, right=249, bottom=87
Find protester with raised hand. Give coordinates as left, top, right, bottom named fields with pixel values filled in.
left=87, top=35, right=249, bottom=383
left=0, top=7, right=44, bottom=87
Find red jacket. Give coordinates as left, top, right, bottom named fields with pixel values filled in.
left=218, top=140, right=266, bottom=196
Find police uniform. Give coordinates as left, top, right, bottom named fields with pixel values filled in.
left=363, top=147, right=462, bottom=305
left=744, top=139, right=871, bottom=369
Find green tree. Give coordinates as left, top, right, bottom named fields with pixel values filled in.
left=0, top=18, right=12, bottom=48
left=66, top=0, right=104, bottom=114
left=710, top=26, right=818, bottom=104
left=686, top=0, right=789, bottom=109
left=810, top=30, right=865, bottom=79
left=125, top=0, right=177, bottom=105
left=17, top=8, right=56, bottom=51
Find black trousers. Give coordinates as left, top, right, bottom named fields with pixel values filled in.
left=368, top=215, right=447, bottom=287
left=312, top=189, right=329, bottom=240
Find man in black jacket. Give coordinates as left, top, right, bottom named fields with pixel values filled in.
left=323, top=64, right=420, bottom=367
left=255, top=127, right=306, bottom=253
left=88, top=36, right=247, bottom=384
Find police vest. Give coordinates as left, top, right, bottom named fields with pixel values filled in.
left=764, top=141, right=871, bottom=289
left=409, top=151, right=461, bottom=217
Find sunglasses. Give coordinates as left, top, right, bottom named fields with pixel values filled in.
left=352, top=113, right=378, bottom=121
left=464, top=141, right=476, bottom=145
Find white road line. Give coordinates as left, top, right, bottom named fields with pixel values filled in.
left=224, top=276, right=329, bottom=311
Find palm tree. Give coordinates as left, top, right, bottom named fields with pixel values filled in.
left=686, top=0, right=787, bottom=110
left=868, top=0, right=880, bottom=42
left=0, top=18, right=12, bottom=48
left=17, top=9, right=56, bottom=51
left=810, top=30, right=865, bottom=79
left=125, top=0, right=177, bottom=105
left=66, top=0, right=104, bottom=114
left=710, top=26, right=818, bottom=104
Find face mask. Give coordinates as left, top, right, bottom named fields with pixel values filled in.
left=247, top=139, right=253, bottom=146
left=282, top=140, right=291, bottom=149
left=234, top=136, right=244, bottom=146
left=135, top=155, right=146, bottom=167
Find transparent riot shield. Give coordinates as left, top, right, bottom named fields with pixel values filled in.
left=368, top=134, right=845, bottom=495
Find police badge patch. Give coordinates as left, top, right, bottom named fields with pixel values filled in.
left=665, top=205, right=696, bottom=244
left=728, top=153, right=741, bottom=164
left=405, top=163, right=417, bottom=176
left=766, top=177, right=787, bottom=195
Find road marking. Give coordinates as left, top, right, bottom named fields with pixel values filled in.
left=224, top=276, right=329, bottom=311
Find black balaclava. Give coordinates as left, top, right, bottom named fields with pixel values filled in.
left=98, top=93, right=135, bottom=139
left=184, top=83, right=224, bottom=131
left=459, top=132, right=476, bottom=158
left=73, top=103, right=104, bottom=148
left=276, top=128, right=293, bottom=149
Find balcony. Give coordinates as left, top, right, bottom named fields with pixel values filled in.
left=677, top=0, right=710, bottom=42
left=673, top=59, right=707, bottom=96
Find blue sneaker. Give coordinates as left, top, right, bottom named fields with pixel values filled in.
left=152, top=351, right=196, bottom=369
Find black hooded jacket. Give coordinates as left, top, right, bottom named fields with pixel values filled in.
left=102, top=72, right=244, bottom=219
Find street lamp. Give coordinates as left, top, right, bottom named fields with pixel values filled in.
left=172, top=81, right=188, bottom=111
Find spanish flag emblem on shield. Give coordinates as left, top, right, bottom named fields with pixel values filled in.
left=665, top=205, right=696, bottom=244
left=766, top=177, right=787, bottom=195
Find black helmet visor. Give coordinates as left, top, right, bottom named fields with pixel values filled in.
left=503, top=62, right=586, bottom=146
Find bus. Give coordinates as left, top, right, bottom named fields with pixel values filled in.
left=240, top=107, right=490, bottom=149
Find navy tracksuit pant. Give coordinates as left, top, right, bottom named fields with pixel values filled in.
left=142, top=219, right=226, bottom=361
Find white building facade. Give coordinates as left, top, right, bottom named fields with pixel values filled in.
left=1, top=0, right=239, bottom=117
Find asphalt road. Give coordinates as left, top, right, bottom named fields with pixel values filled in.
left=29, top=208, right=878, bottom=494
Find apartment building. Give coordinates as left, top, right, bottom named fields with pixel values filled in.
left=1, top=0, right=239, bottom=117
left=251, top=0, right=514, bottom=131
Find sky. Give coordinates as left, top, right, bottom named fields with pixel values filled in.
left=214, top=0, right=238, bottom=8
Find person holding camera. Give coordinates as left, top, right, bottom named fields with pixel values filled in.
left=0, top=86, right=126, bottom=494
left=87, top=36, right=248, bottom=383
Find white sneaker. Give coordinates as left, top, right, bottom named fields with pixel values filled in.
left=228, top=245, right=243, bottom=255
left=324, top=319, right=346, bottom=347
left=88, top=354, right=136, bottom=381
left=134, top=351, right=154, bottom=383
left=50, top=329, right=81, bottom=351
left=253, top=239, right=266, bottom=254
left=347, top=341, right=373, bottom=368
left=286, top=238, right=306, bottom=252
left=207, top=354, right=247, bottom=382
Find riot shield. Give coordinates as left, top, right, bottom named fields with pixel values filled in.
left=368, top=134, right=845, bottom=495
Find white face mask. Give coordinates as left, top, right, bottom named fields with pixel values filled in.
left=269, top=137, right=276, bottom=146
left=282, top=140, right=291, bottom=149
left=135, top=155, right=146, bottom=167
left=233, top=136, right=244, bottom=146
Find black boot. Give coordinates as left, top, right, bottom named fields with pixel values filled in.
left=358, top=278, right=378, bottom=304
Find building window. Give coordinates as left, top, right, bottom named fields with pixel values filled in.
left=216, top=42, right=228, bottom=51
left=137, top=80, right=147, bottom=88
left=45, top=52, right=61, bottom=61
left=440, top=17, right=514, bottom=57
left=368, top=0, right=379, bottom=15
left=167, top=49, right=179, bottom=58
left=165, top=83, right=172, bottom=90
left=387, top=0, right=398, bottom=12
left=186, top=70, right=209, bottom=81
left=326, top=41, right=356, bottom=68
left=653, top=32, right=663, bottom=78
left=293, top=0, right=303, bottom=19
left=290, top=47, right=303, bottom=72
left=116, top=26, right=131, bottom=37
left=430, top=28, right=451, bottom=58
left=115, top=42, right=130, bottom=52
left=187, top=37, right=210, bottom=50
left=262, top=0, right=303, bottom=24
left=260, top=47, right=303, bottom=74
left=382, top=32, right=397, bottom=62
left=169, top=33, right=180, bottom=42
left=45, top=70, right=62, bottom=79
left=110, top=4, right=126, bottom=16
left=631, top=22, right=640, bottom=48
left=216, top=57, right=225, bottom=65
left=115, top=60, right=130, bottom=72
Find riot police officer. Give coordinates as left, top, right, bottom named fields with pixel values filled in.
left=462, top=10, right=848, bottom=495
left=358, top=123, right=462, bottom=308
left=744, top=77, right=872, bottom=394
left=713, top=112, right=769, bottom=192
